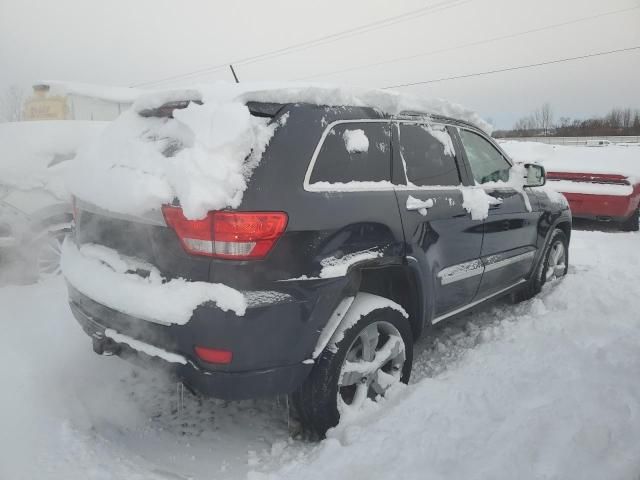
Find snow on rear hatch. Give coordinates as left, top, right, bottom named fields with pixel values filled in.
left=68, top=87, right=284, bottom=220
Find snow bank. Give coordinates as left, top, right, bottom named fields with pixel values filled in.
left=3, top=231, right=640, bottom=479
left=69, top=81, right=489, bottom=219
left=61, top=239, right=246, bottom=324
left=0, top=120, right=107, bottom=196
left=255, top=231, right=640, bottom=480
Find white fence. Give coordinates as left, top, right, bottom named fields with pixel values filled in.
left=496, top=136, right=640, bottom=146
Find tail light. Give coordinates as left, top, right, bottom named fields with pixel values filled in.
left=162, top=206, right=288, bottom=260
left=194, top=346, right=233, bottom=364
left=547, top=172, right=630, bottom=185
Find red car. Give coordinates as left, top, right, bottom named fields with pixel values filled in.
left=546, top=171, right=640, bottom=231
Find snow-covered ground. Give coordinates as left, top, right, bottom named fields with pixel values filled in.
left=1, top=229, right=639, bottom=480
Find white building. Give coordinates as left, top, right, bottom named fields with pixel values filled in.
left=23, top=81, right=142, bottom=121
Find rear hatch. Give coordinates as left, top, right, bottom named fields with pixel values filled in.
left=72, top=100, right=287, bottom=284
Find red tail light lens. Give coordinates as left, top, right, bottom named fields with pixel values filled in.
left=547, top=172, right=630, bottom=185
left=162, top=206, right=287, bottom=260
left=194, top=346, right=233, bottom=364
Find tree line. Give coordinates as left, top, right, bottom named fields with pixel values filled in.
left=494, top=103, right=640, bottom=138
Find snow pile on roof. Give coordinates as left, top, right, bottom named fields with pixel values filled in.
left=39, top=80, right=143, bottom=104
left=70, top=81, right=489, bottom=219
left=501, top=140, right=640, bottom=183
left=0, top=120, right=108, bottom=197
left=61, top=239, right=246, bottom=324
left=134, top=82, right=492, bottom=132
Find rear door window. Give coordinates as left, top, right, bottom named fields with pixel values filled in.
left=398, top=123, right=461, bottom=186
left=459, top=129, right=511, bottom=184
left=309, top=122, right=391, bottom=184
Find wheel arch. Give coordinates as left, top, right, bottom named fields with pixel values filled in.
left=310, top=261, right=426, bottom=361
left=554, top=219, right=571, bottom=244
left=357, top=264, right=425, bottom=339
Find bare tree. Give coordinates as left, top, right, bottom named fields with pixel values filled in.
left=557, top=116, right=571, bottom=128
left=499, top=105, right=640, bottom=138
left=621, top=108, right=633, bottom=129
left=513, top=114, right=537, bottom=134
left=633, top=111, right=640, bottom=134
left=537, top=103, right=553, bottom=136
left=606, top=108, right=623, bottom=129
left=0, top=85, right=24, bottom=122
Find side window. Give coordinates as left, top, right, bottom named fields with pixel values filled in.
left=459, top=129, right=511, bottom=184
left=398, top=123, right=461, bottom=186
left=309, top=122, right=391, bottom=184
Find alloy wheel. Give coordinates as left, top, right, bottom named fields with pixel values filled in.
left=337, top=321, right=406, bottom=413
left=545, top=240, right=567, bottom=282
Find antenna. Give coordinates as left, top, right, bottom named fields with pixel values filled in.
left=229, top=64, right=240, bottom=83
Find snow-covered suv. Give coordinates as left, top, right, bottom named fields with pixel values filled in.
left=63, top=84, right=572, bottom=436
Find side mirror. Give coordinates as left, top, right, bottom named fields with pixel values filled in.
left=524, top=163, right=545, bottom=187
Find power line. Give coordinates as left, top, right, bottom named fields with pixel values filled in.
left=382, top=45, right=640, bottom=89
left=132, top=0, right=474, bottom=88
left=295, top=5, right=640, bottom=81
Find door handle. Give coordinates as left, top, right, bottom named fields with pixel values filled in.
left=406, top=196, right=434, bottom=212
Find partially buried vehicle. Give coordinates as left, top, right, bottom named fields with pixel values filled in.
left=63, top=84, right=571, bottom=436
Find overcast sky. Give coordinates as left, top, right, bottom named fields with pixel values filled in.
left=1, top=0, right=639, bottom=128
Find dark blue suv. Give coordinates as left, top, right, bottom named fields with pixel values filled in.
left=67, top=100, right=571, bottom=436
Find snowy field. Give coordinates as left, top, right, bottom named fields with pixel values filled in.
left=1, top=228, right=639, bottom=480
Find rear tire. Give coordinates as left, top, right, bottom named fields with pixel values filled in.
left=291, top=305, right=413, bottom=438
left=620, top=208, right=639, bottom=232
left=514, top=228, right=568, bottom=303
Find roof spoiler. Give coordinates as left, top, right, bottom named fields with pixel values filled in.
left=138, top=100, right=285, bottom=119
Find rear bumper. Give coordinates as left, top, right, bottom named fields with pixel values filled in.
left=561, top=192, right=639, bottom=221
left=69, top=299, right=313, bottom=399
left=66, top=276, right=350, bottom=399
